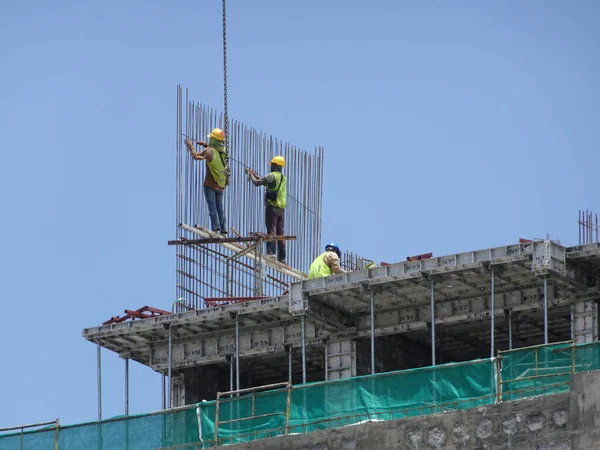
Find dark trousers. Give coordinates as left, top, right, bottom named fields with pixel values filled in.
left=204, top=186, right=226, bottom=232
left=265, top=205, right=285, bottom=262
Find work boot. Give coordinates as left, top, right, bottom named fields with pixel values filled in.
left=221, top=230, right=228, bottom=236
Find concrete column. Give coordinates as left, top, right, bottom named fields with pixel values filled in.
left=171, top=374, right=185, bottom=408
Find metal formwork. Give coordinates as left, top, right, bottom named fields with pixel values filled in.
left=83, top=239, right=600, bottom=407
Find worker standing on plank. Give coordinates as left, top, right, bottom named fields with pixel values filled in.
left=308, top=243, right=347, bottom=279
left=245, top=156, right=287, bottom=264
left=185, top=128, right=230, bottom=235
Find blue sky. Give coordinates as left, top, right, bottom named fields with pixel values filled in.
left=1, top=0, right=599, bottom=427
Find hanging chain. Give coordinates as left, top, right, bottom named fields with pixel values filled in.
left=222, top=0, right=230, bottom=173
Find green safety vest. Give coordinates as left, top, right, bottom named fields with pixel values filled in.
left=207, top=147, right=228, bottom=189
left=308, top=252, right=333, bottom=279
left=266, top=172, right=287, bottom=209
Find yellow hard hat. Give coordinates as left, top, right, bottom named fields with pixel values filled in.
left=207, top=128, right=225, bottom=141
left=270, top=156, right=285, bottom=167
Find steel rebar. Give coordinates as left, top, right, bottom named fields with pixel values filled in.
left=175, top=86, right=324, bottom=308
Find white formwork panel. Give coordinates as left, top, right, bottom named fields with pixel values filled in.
left=326, top=340, right=356, bottom=380
left=572, top=299, right=599, bottom=344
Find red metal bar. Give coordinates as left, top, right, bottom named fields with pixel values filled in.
left=102, top=306, right=171, bottom=325
left=406, top=252, right=432, bottom=261
left=141, top=306, right=171, bottom=315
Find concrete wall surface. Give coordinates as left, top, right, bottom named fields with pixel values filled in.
left=225, top=371, right=600, bottom=450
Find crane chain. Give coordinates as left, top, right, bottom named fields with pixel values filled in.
left=222, top=0, right=230, bottom=175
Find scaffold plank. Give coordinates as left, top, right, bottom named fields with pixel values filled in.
left=179, top=223, right=307, bottom=280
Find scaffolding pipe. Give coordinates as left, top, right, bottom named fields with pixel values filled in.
left=288, top=347, right=292, bottom=383
left=229, top=358, right=234, bottom=393
left=430, top=280, right=436, bottom=366
left=301, top=316, right=306, bottom=383
left=168, top=326, right=173, bottom=408
left=324, top=344, right=328, bottom=381
left=125, top=358, right=129, bottom=415
left=508, top=311, right=513, bottom=350
left=370, top=290, right=375, bottom=374
left=544, top=277, right=548, bottom=344
left=161, top=374, right=166, bottom=410
left=97, top=342, right=102, bottom=421
left=235, top=315, right=240, bottom=391
left=490, top=269, right=495, bottom=358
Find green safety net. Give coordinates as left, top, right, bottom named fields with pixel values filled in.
left=198, top=358, right=496, bottom=446
left=500, top=341, right=600, bottom=401
left=0, top=407, right=199, bottom=450
left=5, top=342, right=600, bottom=449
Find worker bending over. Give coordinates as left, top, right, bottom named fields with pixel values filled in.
left=308, top=243, right=347, bottom=279
left=245, top=156, right=287, bottom=264
left=186, top=128, right=230, bottom=236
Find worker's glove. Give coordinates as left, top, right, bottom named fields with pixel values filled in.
left=197, top=140, right=208, bottom=147
left=185, top=139, right=194, bottom=152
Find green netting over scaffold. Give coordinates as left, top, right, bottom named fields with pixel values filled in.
left=0, top=407, right=200, bottom=450
left=500, top=341, right=600, bottom=401
left=198, top=358, right=496, bottom=447
left=6, top=341, right=600, bottom=449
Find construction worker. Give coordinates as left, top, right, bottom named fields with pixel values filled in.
left=186, top=128, right=230, bottom=235
left=364, top=260, right=377, bottom=270
left=308, top=243, right=347, bottom=279
left=245, top=156, right=287, bottom=263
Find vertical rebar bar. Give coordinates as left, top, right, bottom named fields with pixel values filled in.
left=430, top=280, right=436, bottom=366
left=579, top=210, right=581, bottom=245
left=97, top=342, right=102, bottom=420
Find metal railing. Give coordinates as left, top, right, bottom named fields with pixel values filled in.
left=214, top=382, right=292, bottom=446
left=0, top=419, right=60, bottom=450
left=496, top=340, right=595, bottom=401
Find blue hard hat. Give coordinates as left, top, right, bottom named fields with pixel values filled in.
left=325, top=242, right=341, bottom=256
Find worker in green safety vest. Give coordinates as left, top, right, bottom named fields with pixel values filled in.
left=308, top=243, right=347, bottom=279
left=186, top=128, right=230, bottom=236
left=245, top=156, right=288, bottom=264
